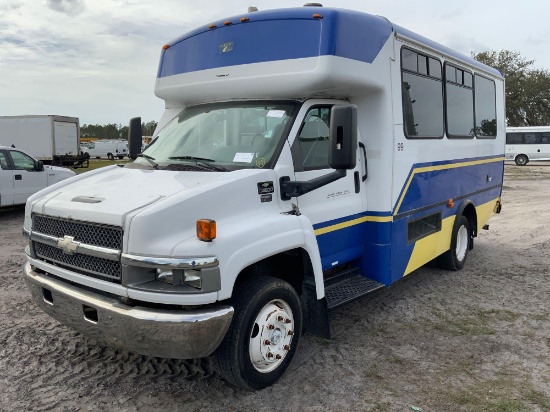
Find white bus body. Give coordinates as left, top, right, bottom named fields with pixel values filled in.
left=506, top=126, right=550, bottom=165
left=22, top=6, right=505, bottom=390
left=82, top=140, right=128, bottom=160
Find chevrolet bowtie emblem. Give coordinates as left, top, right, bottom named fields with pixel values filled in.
left=57, top=235, right=80, bottom=255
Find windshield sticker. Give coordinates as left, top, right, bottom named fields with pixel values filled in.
left=266, top=110, right=285, bottom=118
left=256, top=158, right=266, bottom=168
left=233, top=152, right=254, bottom=163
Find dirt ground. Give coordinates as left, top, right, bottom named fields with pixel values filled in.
left=1, top=163, right=550, bottom=412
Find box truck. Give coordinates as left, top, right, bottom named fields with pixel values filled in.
left=21, top=5, right=505, bottom=390
left=0, top=115, right=89, bottom=168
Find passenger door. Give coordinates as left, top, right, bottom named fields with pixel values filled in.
left=0, top=150, right=15, bottom=207
left=290, top=101, right=366, bottom=271
left=8, top=149, right=48, bottom=205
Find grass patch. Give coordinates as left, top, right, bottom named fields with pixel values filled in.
left=429, top=308, right=520, bottom=336
left=74, top=159, right=129, bottom=174
left=523, top=390, right=550, bottom=410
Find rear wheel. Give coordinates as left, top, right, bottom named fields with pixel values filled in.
left=438, top=215, right=470, bottom=271
left=515, top=154, right=528, bottom=166
left=216, top=276, right=302, bottom=390
left=107, top=153, right=114, bottom=160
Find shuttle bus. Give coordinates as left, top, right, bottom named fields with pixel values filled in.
left=506, top=126, right=550, bottom=165
left=22, top=5, right=505, bottom=390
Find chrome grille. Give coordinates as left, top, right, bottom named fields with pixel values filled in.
left=34, top=243, right=121, bottom=279
left=32, top=215, right=123, bottom=281
left=33, top=215, right=122, bottom=249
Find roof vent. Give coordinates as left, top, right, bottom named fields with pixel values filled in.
left=304, top=3, right=323, bottom=6
left=248, top=6, right=258, bottom=12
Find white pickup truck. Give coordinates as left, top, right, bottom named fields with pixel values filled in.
left=0, top=145, right=75, bottom=207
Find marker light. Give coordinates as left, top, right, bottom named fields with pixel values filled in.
left=209, top=24, right=216, bottom=29
left=447, top=198, right=454, bottom=208
left=224, top=21, right=232, bottom=26
left=197, top=219, right=217, bottom=242
left=312, top=13, right=323, bottom=19
left=162, top=44, right=170, bottom=50
left=240, top=17, right=250, bottom=22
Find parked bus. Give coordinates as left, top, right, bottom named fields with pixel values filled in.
left=22, top=5, right=505, bottom=390
left=506, top=126, right=550, bottom=165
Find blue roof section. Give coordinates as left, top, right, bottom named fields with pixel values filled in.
left=157, top=7, right=501, bottom=78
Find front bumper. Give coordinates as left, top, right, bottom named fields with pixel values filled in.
left=23, top=262, right=234, bottom=359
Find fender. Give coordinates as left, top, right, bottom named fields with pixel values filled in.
left=219, top=214, right=325, bottom=301
left=455, top=198, right=477, bottom=249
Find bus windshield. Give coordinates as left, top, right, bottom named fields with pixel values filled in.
left=135, top=101, right=298, bottom=171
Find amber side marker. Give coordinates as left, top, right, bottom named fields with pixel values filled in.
left=240, top=17, right=250, bottom=22
left=197, top=219, right=217, bottom=242
left=313, top=13, right=323, bottom=19
left=209, top=24, right=216, bottom=29
left=224, top=21, right=232, bottom=26
left=162, top=44, right=170, bottom=50
left=447, top=199, right=454, bottom=208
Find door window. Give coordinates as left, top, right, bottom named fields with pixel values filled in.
left=297, top=106, right=331, bottom=169
left=0, top=152, right=9, bottom=170
left=9, top=150, right=36, bottom=171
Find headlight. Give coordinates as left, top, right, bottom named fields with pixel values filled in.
left=156, top=269, right=202, bottom=289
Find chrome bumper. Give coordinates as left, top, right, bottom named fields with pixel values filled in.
left=23, top=262, right=234, bottom=359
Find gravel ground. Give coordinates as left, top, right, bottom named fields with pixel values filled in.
left=1, top=163, right=549, bottom=412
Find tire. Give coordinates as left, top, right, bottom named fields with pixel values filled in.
left=515, top=154, right=528, bottom=166
left=438, top=215, right=470, bottom=271
left=216, top=276, right=302, bottom=390
left=107, top=153, right=114, bottom=160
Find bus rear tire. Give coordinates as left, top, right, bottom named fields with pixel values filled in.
left=216, top=276, right=302, bottom=390
left=438, top=215, right=470, bottom=271
left=515, top=154, right=528, bottom=166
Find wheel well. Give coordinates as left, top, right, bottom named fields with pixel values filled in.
left=461, top=202, right=478, bottom=238
left=233, top=248, right=311, bottom=296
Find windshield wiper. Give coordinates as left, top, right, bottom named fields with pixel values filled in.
left=169, top=156, right=216, bottom=162
left=137, top=153, right=159, bottom=170
left=168, top=156, right=228, bottom=171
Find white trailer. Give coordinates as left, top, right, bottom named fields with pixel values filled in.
left=0, top=115, right=89, bottom=168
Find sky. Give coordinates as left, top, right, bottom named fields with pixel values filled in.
left=1, top=0, right=550, bottom=126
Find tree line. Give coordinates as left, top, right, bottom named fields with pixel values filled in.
left=80, top=121, right=157, bottom=139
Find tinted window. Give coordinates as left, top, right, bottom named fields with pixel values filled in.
left=9, top=150, right=36, bottom=171
left=402, top=48, right=444, bottom=139
left=297, top=106, right=331, bottom=169
left=524, top=133, right=540, bottom=144
left=541, top=133, right=550, bottom=144
left=0, top=152, right=9, bottom=170
left=402, top=49, right=417, bottom=72
left=474, top=75, right=497, bottom=138
left=506, top=133, right=523, bottom=144
left=445, top=64, right=474, bottom=138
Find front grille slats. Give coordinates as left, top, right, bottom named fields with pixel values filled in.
left=33, top=215, right=122, bottom=249
left=32, top=215, right=123, bottom=282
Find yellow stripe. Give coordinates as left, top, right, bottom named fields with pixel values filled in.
left=404, top=197, right=500, bottom=276
left=314, top=215, right=392, bottom=236
left=394, top=157, right=505, bottom=215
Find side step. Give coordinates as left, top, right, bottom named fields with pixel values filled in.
left=325, top=266, right=385, bottom=310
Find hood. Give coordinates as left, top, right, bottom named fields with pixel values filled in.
left=32, top=166, right=222, bottom=226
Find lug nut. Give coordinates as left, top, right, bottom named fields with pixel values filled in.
left=287, top=330, right=294, bottom=336
left=277, top=315, right=284, bottom=322
left=266, top=352, right=274, bottom=358
left=275, top=354, right=282, bottom=360
left=283, top=345, right=290, bottom=351
left=267, top=324, right=275, bottom=330
left=284, top=318, right=291, bottom=324
left=264, top=339, right=271, bottom=345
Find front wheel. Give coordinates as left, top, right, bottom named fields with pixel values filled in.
left=438, top=215, right=470, bottom=271
left=515, top=154, right=528, bottom=166
left=216, top=276, right=302, bottom=390
left=107, top=153, right=114, bottom=160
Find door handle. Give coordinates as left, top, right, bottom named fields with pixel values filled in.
left=358, top=142, right=367, bottom=182
left=14, top=174, right=22, bottom=181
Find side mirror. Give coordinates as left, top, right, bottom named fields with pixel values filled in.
left=128, top=117, right=142, bottom=160
left=36, top=160, right=44, bottom=171
left=329, top=105, right=357, bottom=170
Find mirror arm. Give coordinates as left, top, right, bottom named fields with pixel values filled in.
left=280, top=169, right=346, bottom=201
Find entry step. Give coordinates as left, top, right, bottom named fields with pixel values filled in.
left=325, top=268, right=384, bottom=310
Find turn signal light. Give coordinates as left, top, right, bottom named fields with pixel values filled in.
left=447, top=198, right=454, bottom=208
left=312, top=13, right=323, bottom=19
left=162, top=44, right=170, bottom=50
left=197, top=219, right=216, bottom=242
